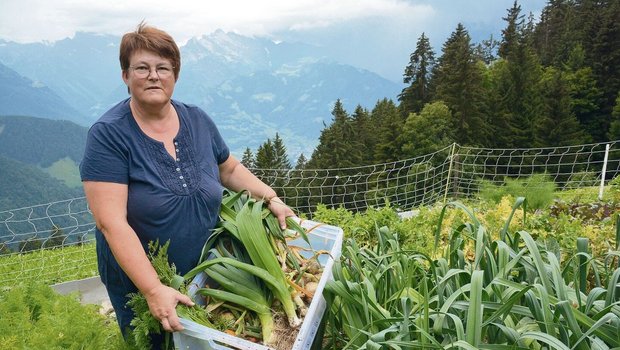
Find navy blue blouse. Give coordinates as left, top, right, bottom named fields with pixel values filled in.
left=80, top=98, right=230, bottom=277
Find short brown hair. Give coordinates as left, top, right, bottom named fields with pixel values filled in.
left=119, top=21, right=181, bottom=80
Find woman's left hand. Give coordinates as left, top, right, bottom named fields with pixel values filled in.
left=267, top=196, right=295, bottom=229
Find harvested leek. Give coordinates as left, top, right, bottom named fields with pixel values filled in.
left=181, top=190, right=324, bottom=347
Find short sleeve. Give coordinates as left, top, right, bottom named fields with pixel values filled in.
left=196, top=109, right=229, bottom=164
left=80, top=122, right=129, bottom=184
left=211, top=122, right=230, bottom=165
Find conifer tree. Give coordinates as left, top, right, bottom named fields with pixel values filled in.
left=607, top=93, right=620, bottom=140
left=563, top=45, right=604, bottom=140
left=589, top=0, right=620, bottom=141
left=294, top=153, right=308, bottom=170
left=43, top=225, right=66, bottom=248
left=533, top=0, right=578, bottom=66
left=538, top=67, right=590, bottom=146
left=398, top=33, right=435, bottom=116
left=474, top=34, right=500, bottom=64
left=351, top=105, right=373, bottom=165
left=433, top=23, right=488, bottom=146
left=0, top=242, right=10, bottom=255
left=499, top=1, right=523, bottom=60
left=241, top=147, right=255, bottom=169
left=308, top=99, right=357, bottom=169
left=493, top=3, right=545, bottom=148
left=254, top=135, right=291, bottom=194
left=272, top=133, right=291, bottom=169
left=484, top=62, right=513, bottom=148
left=255, top=139, right=276, bottom=169
left=371, top=98, right=404, bottom=162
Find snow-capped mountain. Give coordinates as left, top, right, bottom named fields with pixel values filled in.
left=0, top=31, right=403, bottom=156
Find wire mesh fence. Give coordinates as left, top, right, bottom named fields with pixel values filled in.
left=1, top=140, right=619, bottom=286
left=0, top=197, right=97, bottom=286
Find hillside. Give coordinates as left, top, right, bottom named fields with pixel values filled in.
left=0, top=116, right=87, bottom=201
left=0, top=33, right=120, bottom=124
left=0, top=155, right=83, bottom=212
left=0, top=63, right=84, bottom=124
left=0, top=115, right=87, bottom=167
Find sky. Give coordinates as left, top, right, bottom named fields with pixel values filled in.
left=0, top=0, right=545, bottom=82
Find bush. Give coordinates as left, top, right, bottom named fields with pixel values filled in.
left=564, top=171, right=599, bottom=189
left=478, top=174, right=557, bottom=210
left=312, top=203, right=400, bottom=245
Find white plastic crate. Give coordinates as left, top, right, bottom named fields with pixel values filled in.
left=174, top=219, right=343, bottom=350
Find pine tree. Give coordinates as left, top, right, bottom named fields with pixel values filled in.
left=398, top=33, right=436, bottom=116
left=43, top=225, right=66, bottom=249
left=351, top=105, right=373, bottom=165
left=493, top=3, right=545, bottom=148
left=241, top=147, right=255, bottom=168
left=255, top=139, right=276, bottom=169
left=272, top=133, right=291, bottom=169
left=563, top=45, right=604, bottom=140
left=308, top=99, right=357, bottom=169
left=533, top=0, right=578, bottom=66
left=0, top=242, right=11, bottom=255
left=484, top=61, right=513, bottom=148
left=499, top=1, right=523, bottom=60
left=433, top=23, right=488, bottom=146
left=474, top=34, right=500, bottom=64
left=371, top=98, right=404, bottom=162
left=607, top=93, right=620, bottom=140
left=294, top=153, right=308, bottom=170
left=589, top=0, right=620, bottom=141
left=538, top=67, right=590, bottom=146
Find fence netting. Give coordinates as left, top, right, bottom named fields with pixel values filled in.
left=1, top=141, right=619, bottom=286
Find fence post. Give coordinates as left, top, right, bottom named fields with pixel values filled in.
left=598, top=143, right=611, bottom=201
left=443, top=143, right=457, bottom=204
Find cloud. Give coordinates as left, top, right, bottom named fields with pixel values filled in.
left=0, top=0, right=544, bottom=81
left=0, top=0, right=431, bottom=43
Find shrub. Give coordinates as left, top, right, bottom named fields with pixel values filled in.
left=312, top=203, right=400, bottom=245
left=478, top=174, right=557, bottom=210
left=564, top=170, right=599, bottom=189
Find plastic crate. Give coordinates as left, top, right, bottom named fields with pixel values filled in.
left=173, top=219, right=343, bottom=350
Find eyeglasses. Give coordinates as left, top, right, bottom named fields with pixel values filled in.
left=129, top=64, right=175, bottom=78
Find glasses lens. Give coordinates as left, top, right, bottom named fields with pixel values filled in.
left=131, top=65, right=174, bottom=78
left=156, top=66, right=173, bottom=78
left=133, top=66, right=150, bottom=77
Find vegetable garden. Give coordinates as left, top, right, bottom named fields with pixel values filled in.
left=1, top=141, right=620, bottom=349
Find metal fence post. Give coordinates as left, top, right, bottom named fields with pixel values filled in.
left=443, top=143, right=457, bottom=204
left=598, top=143, right=611, bottom=201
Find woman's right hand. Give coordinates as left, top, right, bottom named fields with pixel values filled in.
left=144, top=283, right=195, bottom=332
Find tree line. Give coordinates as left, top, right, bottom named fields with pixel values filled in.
left=240, top=0, right=619, bottom=213
left=243, top=0, right=619, bottom=171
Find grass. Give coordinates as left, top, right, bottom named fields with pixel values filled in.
left=43, top=157, right=82, bottom=188
left=0, top=243, right=97, bottom=288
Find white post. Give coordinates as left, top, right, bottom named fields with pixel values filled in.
left=598, top=143, right=610, bottom=201
left=443, top=143, right=457, bottom=204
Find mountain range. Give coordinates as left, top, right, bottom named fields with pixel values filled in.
left=0, top=30, right=403, bottom=157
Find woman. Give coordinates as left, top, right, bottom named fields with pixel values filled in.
left=79, top=22, right=294, bottom=345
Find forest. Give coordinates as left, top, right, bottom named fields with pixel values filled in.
left=241, top=0, right=620, bottom=171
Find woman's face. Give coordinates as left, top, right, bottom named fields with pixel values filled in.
left=123, top=49, right=176, bottom=108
